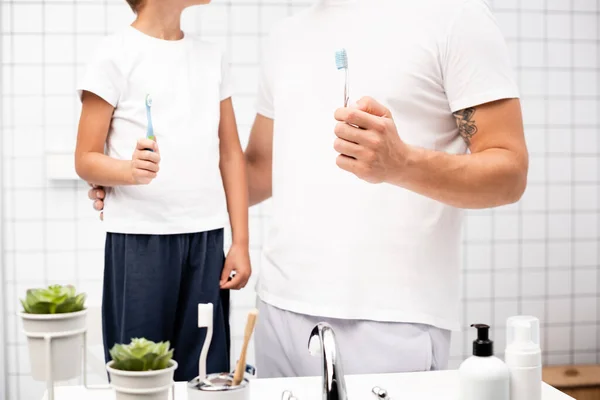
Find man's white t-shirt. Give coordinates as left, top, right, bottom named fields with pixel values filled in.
left=78, top=27, right=231, bottom=234
left=256, top=0, right=519, bottom=331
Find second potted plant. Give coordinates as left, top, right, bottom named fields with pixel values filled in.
left=19, top=284, right=87, bottom=381
left=106, top=338, right=178, bottom=400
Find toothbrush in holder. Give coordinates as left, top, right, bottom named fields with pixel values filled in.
left=335, top=48, right=349, bottom=107
left=232, top=308, right=258, bottom=386
left=145, top=94, right=155, bottom=151
left=197, top=303, right=214, bottom=382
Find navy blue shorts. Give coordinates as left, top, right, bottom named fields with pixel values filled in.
left=102, top=229, right=230, bottom=381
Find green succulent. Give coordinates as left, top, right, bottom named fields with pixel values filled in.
left=109, top=338, right=174, bottom=372
left=20, top=285, right=86, bottom=314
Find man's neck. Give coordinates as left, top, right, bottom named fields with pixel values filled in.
left=132, top=4, right=184, bottom=41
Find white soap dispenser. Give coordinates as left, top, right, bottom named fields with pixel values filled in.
left=459, top=324, right=509, bottom=400
left=505, top=316, right=542, bottom=400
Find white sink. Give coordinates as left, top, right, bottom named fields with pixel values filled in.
left=42, top=370, right=573, bottom=400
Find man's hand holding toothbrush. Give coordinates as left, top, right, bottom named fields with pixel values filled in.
left=334, top=95, right=528, bottom=209
left=333, top=97, right=410, bottom=185
left=333, top=51, right=414, bottom=185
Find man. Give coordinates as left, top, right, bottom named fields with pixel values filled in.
left=89, top=0, right=527, bottom=377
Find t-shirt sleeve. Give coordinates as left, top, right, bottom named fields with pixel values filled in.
left=220, top=49, right=233, bottom=101
left=255, top=33, right=275, bottom=119
left=76, top=40, right=122, bottom=107
left=442, top=0, right=519, bottom=113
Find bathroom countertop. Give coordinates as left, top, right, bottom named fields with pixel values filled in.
left=42, top=370, right=574, bottom=399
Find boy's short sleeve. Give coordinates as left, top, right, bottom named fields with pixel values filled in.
left=255, top=33, right=275, bottom=119
left=77, top=39, right=123, bottom=107
left=220, top=50, right=233, bottom=101
left=442, top=0, right=519, bottom=113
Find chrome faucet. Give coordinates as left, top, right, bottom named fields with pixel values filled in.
left=308, top=322, right=348, bottom=400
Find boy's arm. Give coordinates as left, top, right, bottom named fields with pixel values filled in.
left=219, top=98, right=250, bottom=246
left=245, top=114, right=274, bottom=206
left=219, top=98, right=251, bottom=289
left=75, top=91, right=159, bottom=186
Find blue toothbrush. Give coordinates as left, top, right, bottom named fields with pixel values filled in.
left=144, top=94, right=156, bottom=152
left=145, top=94, right=155, bottom=141
left=335, top=49, right=349, bottom=107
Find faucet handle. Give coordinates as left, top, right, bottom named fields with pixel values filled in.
left=372, top=386, right=391, bottom=399
left=282, top=390, right=299, bottom=400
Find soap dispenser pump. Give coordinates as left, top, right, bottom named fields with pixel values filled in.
left=459, top=324, right=509, bottom=400
left=505, top=316, right=542, bottom=400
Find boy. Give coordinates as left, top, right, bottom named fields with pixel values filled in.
left=74, top=0, right=250, bottom=381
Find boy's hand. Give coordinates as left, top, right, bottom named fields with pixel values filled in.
left=131, top=138, right=160, bottom=185
left=220, top=244, right=251, bottom=290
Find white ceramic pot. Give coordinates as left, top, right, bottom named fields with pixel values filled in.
left=19, top=309, right=87, bottom=382
left=187, top=373, right=250, bottom=400
left=106, top=360, right=178, bottom=400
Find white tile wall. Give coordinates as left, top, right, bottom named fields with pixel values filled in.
left=1, top=1, right=599, bottom=399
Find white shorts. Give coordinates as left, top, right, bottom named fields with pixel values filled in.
left=254, top=298, right=451, bottom=378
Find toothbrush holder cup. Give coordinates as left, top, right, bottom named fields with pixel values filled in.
left=187, top=373, right=250, bottom=400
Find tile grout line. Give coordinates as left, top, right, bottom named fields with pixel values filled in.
left=543, top=0, right=550, bottom=363
left=597, top=0, right=600, bottom=366
left=0, top=0, right=6, bottom=394
left=42, top=0, right=48, bottom=287
left=569, top=0, right=576, bottom=365
left=9, top=0, right=21, bottom=396
left=2, top=94, right=599, bottom=101
left=73, top=0, right=80, bottom=293
left=3, top=63, right=599, bottom=72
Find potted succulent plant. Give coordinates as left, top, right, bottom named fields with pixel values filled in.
left=106, top=338, right=178, bottom=400
left=18, top=284, right=87, bottom=381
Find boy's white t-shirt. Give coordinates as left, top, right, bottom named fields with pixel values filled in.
left=78, top=27, right=231, bottom=235
left=255, top=0, right=519, bottom=331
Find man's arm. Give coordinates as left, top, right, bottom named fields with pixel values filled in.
left=245, top=114, right=274, bottom=207
left=400, top=98, right=528, bottom=208
left=333, top=97, right=528, bottom=209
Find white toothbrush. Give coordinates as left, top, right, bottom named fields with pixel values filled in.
left=197, top=303, right=213, bottom=382
left=335, top=48, right=349, bottom=107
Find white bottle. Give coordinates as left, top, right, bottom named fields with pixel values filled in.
left=505, top=316, right=542, bottom=400
left=459, top=324, right=509, bottom=400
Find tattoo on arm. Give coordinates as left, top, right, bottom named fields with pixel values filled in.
left=453, top=107, right=478, bottom=147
